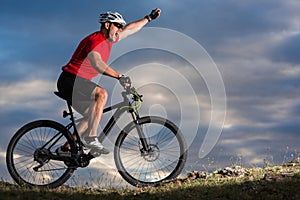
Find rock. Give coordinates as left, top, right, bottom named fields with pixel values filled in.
left=187, top=171, right=208, bottom=180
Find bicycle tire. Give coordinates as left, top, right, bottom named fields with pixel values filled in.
left=114, top=116, right=188, bottom=186
left=6, top=120, right=75, bottom=188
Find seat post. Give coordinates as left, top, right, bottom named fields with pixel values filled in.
left=54, top=91, right=82, bottom=148
left=66, top=102, right=76, bottom=123
left=64, top=99, right=83, bottom=149
left=54, top=91, right=76, bottom=124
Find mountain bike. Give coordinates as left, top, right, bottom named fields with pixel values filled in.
left=6, top=87, right=188, bottom=188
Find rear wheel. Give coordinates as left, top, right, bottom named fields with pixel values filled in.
left=6, top=120, right=75, bottom=188
left=114, top=116, right=187, bottom=186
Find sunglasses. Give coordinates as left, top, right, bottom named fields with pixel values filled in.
left=113, top=22, right=124, bottom=29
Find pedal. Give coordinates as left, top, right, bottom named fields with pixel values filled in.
left=89, top=148, right=102, bottom=157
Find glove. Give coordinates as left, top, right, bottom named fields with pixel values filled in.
left=145, top=8, right=160, bottom=22
left=119, top=75, right=131, bottom=88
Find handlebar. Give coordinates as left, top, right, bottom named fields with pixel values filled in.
left=119, top=75, right=142, bottom=100
left=131, top=87, right=143, bottom=102
left=120, top=87, right=143, bottom=111
left=124, top=87, right=143, bottom=102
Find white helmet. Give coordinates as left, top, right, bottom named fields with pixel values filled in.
left=98, top=12, right=126, bottom=25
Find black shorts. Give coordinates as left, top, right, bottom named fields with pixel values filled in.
left=57, top=71, right=98, bottom=115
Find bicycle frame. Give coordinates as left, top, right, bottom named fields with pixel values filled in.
left=98, top=92, right=133, bottom=143
left=63, top=90, right=149, bottom=153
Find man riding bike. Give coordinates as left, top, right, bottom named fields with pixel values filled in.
left=56, top=9, right=161, bottom=156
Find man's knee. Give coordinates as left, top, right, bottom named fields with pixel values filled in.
left=93, top=87, right=108, bottom=102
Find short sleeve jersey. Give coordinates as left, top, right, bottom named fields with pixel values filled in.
left=62, top=31, right=114, bottom=80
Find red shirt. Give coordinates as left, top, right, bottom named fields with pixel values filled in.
left=62, top=31, right=114, bottom=80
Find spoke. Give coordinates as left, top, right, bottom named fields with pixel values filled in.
left=117, top=119, right=186, bottom=185
left=9, top=123, right=72, bottom=187
left=36, top=167, right=68, bottom=172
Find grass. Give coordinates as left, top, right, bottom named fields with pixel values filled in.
left=0, top=162, right=299, bottom=200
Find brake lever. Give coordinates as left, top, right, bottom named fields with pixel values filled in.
left=130, top=87, right=143, bottom=102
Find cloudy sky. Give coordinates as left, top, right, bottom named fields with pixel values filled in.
left=1, top=0, right=300, bottom=187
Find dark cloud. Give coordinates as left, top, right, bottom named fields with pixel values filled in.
left=269, top=33, right=300, bottom=64
left=270, top=119, right=300, bottom=135
left=291, top=103, right=300, bottom=116
left=225, top=75, right=300, bottom=132
left=160, top=0, right=291, bottom=50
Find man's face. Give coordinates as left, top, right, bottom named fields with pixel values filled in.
left=108, top=22, right=124, bottom=42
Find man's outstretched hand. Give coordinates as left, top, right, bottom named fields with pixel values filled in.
left=145, top=8, right=161, bottom=22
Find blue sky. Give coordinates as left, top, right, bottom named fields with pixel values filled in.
left=1, top=0, right=300, bottom=186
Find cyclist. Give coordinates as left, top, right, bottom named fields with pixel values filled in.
left=56, top=9, right=161, bottom=156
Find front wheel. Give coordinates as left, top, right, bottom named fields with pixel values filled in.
left=114, top=116, right=188, bottom=186
left=6, top=120, right=75, bottom=188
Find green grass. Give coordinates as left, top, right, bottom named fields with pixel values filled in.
left=1, top=163, right=299, bottom=200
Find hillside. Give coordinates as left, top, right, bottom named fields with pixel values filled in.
left=1, top=162, right=299, bottom=200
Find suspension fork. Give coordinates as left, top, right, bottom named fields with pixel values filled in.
left=130, top=111, right=150, bottom=151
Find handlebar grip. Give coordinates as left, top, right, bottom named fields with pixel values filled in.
left=119, top=75, right=131, bottom=87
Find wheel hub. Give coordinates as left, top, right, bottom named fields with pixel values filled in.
left=142, top=144, right=160, bottom=162
left=34, top=148, right=50, bottom=164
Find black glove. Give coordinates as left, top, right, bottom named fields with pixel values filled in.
left=145, top=8, right=160, bottom=22
left=119, top=75, right=131, bottom=88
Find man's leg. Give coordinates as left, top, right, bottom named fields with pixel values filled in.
left=57, top=75, right=109, bottom=154
left=75, top=86, right=107, bottom=136
left=87, top=86, right=108, bottom=137
left=78, top=86, right=110, bottom=154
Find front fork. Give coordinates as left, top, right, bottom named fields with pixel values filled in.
left=130, top=111, right=150, bottom=152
